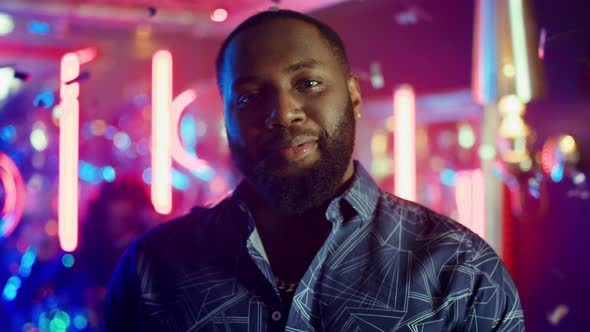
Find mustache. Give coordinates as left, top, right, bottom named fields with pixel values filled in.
left=256, top=127, right=327, bottom=159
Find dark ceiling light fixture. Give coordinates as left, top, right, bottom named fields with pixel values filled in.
left=269, top=0, right=281, bottom=11
left=393, top=4, right=432, bottom=26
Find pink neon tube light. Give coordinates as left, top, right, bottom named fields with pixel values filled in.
left=75, top=47, right=98, bottom=65
left=151, top=50, right=173, bottom=214
left=170, top=89, right=211, bottom=173
left=58, top=53, right=80, bottom=252
left=0, top=153, right=25, bottom=238
left=393, top=85, right=416, bottom=201
left=455, top=169, right=486, bottom=239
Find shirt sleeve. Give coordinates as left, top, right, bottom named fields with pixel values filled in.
left=104, top=244, right=142, bottom=331
left=460, top=238, right=525, bottom=332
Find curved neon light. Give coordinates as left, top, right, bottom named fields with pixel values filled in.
left=58, top=52, right=80, bottom=252
left=0, top=153, right=25, bottom=238
left=170, top=89, right=212, bottom=174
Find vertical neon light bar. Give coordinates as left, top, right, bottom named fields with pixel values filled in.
left=508, top=0, right=531, bottom=102
left=455, top=169, right=486, bottom=239
left=75, top=47, right=98, bottom=65
left=393, top=85, right=416, bottom=201
left=59, top=53, right=80, bottom=252
left=151, top=50, right=173, bottom=214
left=472, top=0, right=497, bottom=104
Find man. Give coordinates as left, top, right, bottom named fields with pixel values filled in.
left=105, top=9, right=524, bottom=331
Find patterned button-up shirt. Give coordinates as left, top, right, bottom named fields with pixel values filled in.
left=105, top=162, right=524, bottom=331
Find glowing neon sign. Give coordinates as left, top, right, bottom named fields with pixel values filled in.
left=171, top=89, right=212, bottom=174
left=393, top=85, right=416, bottom=201
left=58, top=52, right=80, bottom=252
left=151, top=50, right=173, bottom=214
left=0, top=153, right=25, bottom=238
left=151, top=51, right=213, bottom=214
left=454, top=169, right=486, bottom=239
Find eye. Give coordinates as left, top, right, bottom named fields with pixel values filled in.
left=237, top=93, right=257, bottom=107
left=303, top=80, right=320, bottom=88
left=296, top=80, right=321, bottom=90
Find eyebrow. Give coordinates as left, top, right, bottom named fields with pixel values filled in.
left=284, top=59, right=323, bottom=73
left=231, top=59, right=324, bottom=91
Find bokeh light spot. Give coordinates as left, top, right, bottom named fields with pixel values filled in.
left=113, top=132, right=132, bottom=151
left=73, top=314, right=88, bottom=329
left=30, top=128, right=49, bottom=151
left=0, top=13, right=15, bottom=35
left=61, top=253, right=75, bottom=268
left=102, top=166, right=116, bottom=182
left=458, top=123, right=475, bottom=149
left=211, top=8, right=228, bottom=22
left=440, top=169, right=457, bottom=187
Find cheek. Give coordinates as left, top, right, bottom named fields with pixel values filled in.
left=225, top=114, right=260, bottom=147
left=224, top=110, right=244, bottom=142
left=309, top=95, right=349, bottom=134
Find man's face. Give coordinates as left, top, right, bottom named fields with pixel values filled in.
left=221, top=18, right=362, bottom=215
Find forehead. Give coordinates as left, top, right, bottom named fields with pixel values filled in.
left=223, top=19, right=339, bottom=84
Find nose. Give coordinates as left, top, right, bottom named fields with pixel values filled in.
left=264, top=92, right=306, bottom=129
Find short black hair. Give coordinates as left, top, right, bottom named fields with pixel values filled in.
left=215, top=9, right=350, bottom=93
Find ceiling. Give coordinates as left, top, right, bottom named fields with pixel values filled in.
left=0, top=0, right=588, bottom=100
left=0, top=0, right=353, bottom=35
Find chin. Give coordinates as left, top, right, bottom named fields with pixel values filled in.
left=268, top=157, right=321, bottom=178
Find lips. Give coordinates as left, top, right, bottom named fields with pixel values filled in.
left=264, top=136, right=319, bottom=162
left=278, top=140, right=318, bottom=161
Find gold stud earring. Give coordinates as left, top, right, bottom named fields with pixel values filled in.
left=355, top=112, right=361, bottom=119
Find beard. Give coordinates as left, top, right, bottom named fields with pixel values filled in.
left=228, top=99, right=356, bottom=216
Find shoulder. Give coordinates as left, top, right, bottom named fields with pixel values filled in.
left=375, top=193, right=523, bottom=321
left=373, top=191, right=512, bottom=282
left=376, top=192, right=520, bottom=301
left=376, top=192, right=482, bottom=253
left=126, top=196, right=236, bottom=258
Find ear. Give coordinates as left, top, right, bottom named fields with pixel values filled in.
left=347, top=74, right=362, bottom=119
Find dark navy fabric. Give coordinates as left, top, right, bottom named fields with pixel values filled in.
left=105, top=162, right=524, bottom=331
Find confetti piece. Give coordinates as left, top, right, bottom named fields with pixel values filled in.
left=395, top=10, right=418, bottom=25
left=370, top=61, right=384, bottom=89
left=13, top=70, right=30, bottom=81
left=549, top=268, right=565, bottom=281
left=33, top=90, right=55, bottom=108
left=572, top=171, right=586, bottom=185
left=538, top=28, right=547, bottom=59
left=528, top=177, right=540, bottom=199
left=64, top=70, right=90, bottom=85
left=147, top=6, right=157, bottom=17
left=547, top=304, right=569, bottom=326
left=567, top=189, right=590, bottom=200
left=28, top=21, right=50, bottom=34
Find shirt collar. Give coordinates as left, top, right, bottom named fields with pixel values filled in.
left=344, top=161, right=381, bottom=221
left=325, top=161, right=380, bottom=224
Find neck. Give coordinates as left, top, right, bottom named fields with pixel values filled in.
left=242, top=184, right=326, bottom=228
left=242, top=163, right=355, bottom=232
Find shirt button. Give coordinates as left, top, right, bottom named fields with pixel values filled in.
left=271, top=310, right=282, bottom=321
